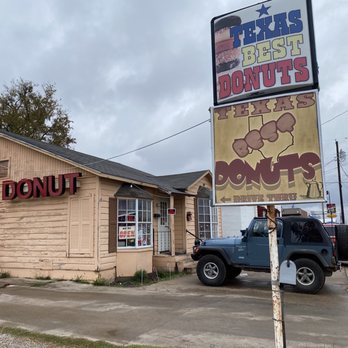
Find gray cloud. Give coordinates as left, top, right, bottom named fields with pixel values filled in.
left=1, top=0, right=348, bottom=218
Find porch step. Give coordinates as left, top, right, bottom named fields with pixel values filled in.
left=176, top=259, right=197, bottom=274
left=183, top=261, right=197, bottom=274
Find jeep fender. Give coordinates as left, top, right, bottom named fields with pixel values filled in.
left=197, top=247, right=235, bottom=266
left=285, top=249, right=331, bottom=268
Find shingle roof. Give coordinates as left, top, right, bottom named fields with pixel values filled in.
left=0, top=130, right=209, bottom=195
left=158, top=170, right=210, bottom=191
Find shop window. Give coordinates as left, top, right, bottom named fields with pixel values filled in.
left=117, top=198, right=152, bottom=248
left=198, top=197, right=218, bottom=240
left=0, top=160, right=9, bottom=178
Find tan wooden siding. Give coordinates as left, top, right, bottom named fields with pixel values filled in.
left=187, top=176, right=212, bottom=249
left=0, top=137, right=220, bottom=278
left=0, top=137, right=87, bottom=180
left=174, top=197, right=185, bottom=253
left=185, top=176, right=224, bottom=250
left=0, top=137, right=100, bottom=280
left=97, top=179, right=120, bottom=271
left=188, top=176, right=212, bottom=195
left=218, top=206, right=223, bottom=237
left=185, top=196, right=197, bottom=252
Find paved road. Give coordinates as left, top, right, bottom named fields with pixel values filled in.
left=0, top=268, right=348, bottom=348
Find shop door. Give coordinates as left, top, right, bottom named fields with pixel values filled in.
left=158, top=200, right=170, bottom=252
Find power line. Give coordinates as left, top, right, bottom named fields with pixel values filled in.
left=112, top=119, right=210, bottom=159
left=84, top=118, right=210, bottom=165
left=83, top=107, right=348, bottom=166
left=321, top=110, right=348, bottom=126
left=326, top=181, right=348, bottom=184
left=324, top=158, right=336, bottom=168
left=340, top=164, right=348, bottom=178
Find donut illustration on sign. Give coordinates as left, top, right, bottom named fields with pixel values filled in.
left=214, top=15, right=242, bottom=74
left=232, top=112, right=297, bottom=159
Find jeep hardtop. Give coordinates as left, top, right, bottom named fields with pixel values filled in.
left=191, top=216, right=339, bottom=293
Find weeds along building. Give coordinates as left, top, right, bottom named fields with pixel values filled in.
left=0, top=130, right=222, bottom=280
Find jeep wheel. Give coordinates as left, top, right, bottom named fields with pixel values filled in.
left=197, top=255, right=226, bottom=286
left=294, top=258, right=325, bottom=294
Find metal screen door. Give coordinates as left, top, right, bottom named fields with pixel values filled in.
left=158, top=200, right=170, bottom=252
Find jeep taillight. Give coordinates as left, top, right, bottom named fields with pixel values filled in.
left=330, top=235, right=336, bottom=248
left=332, top=243, right=337, bottom=258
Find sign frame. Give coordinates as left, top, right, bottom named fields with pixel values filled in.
left=211, top=89, right=325, bottom=206
left=211, top=0, right=319, bottom=106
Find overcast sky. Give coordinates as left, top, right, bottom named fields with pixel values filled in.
left=2, top=0, right=348, bottom=219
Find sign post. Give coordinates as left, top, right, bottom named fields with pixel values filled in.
left=210, top=1, right=320, bottom=347
left=267, top=205, right=285, bottom=348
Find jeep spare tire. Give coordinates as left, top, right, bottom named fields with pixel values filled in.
left=197, top=255, right=227, bottom=286
left=294, top=258, right=325, bottom=294
left=336, top=225, right=348, bottom=261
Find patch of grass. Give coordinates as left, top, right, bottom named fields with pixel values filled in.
left=157, top=270, right=188, bottom=282
left=113, top=269, right=187, bottom=287
left=31, top=283, right=49, bottom=288
left=0, top=271, right=10, bottom=279
left=35, top=275, right=51, bottom=280
left=132, top=269, right=149, bottom=283
left=72, top=276, right=90, bottom=284
left=0, top=326, right=160, bottom=347
left=93, top=277, right=109, bottom=286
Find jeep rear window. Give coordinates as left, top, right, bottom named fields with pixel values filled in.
left=290, top=220, right=323, bottom=243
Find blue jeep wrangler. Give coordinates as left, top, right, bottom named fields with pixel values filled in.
left=191, top=217, right=339, bottom=294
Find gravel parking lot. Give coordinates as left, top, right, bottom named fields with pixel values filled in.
left=1, top=267, right=348, bottom=348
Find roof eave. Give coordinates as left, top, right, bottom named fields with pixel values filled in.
left=0, top=133, right=161, bottom=190
left=186, top=170, right=212, bottom=191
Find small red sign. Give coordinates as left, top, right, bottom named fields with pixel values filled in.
left=327, top=203, right=336, bottom=214
left=167, top=208, right=176, bottom=215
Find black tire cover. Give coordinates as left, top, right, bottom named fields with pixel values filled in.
left=336, top=225, right=348, bottom=261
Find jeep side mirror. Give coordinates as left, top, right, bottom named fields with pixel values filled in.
left=241, top=229, right=247, bottom=236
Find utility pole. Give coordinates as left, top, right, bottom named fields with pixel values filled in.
left=336, top=140, right=345, bottom=224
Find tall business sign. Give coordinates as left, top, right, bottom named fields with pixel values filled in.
left=211, top=0, right=318, bottom=105
left=212, top=90, right=323, bottom=205
left=211, top=0, right=323, bottom=206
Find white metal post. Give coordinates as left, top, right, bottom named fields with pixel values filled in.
left=267, top=205, right=285, bottom=348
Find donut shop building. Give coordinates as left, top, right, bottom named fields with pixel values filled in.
left=0, top=130, right=222, bottom=280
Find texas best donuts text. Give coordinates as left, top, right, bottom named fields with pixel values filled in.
left=217, top=8, right=310, bottom=100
